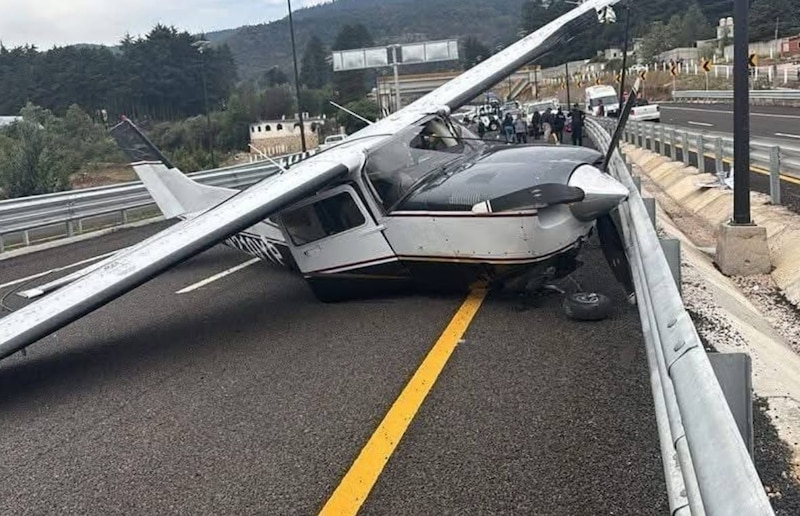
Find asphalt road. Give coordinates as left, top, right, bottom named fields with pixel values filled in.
left=0, top=223, right=668, bottom=514
left=660, top=103, right=800, bottom=147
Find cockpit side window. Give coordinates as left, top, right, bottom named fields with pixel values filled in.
left=281, top=191, right=366, bottom=246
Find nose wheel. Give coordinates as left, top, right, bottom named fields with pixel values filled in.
left=562, top=291, right=612, bottom=321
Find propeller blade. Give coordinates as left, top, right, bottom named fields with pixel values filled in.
left=471, top=183, right=584, bottom=213
left=596, top=210, right=635, bottom=296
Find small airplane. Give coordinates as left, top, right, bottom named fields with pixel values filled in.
left=0, top=0, right=629, bottom=360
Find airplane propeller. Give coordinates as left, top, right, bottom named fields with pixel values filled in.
left=593, top=77, right=645, bottom=300
left=471, top=183, right=585, bottom=213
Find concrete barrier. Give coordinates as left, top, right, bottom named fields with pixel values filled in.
left=622, top=143, right=800, bottom=307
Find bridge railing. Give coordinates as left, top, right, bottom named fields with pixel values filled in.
left=586, top=118, right=774, bottom=516
left=0, top=150, right=314, bottom=254
left=595, top=117, right=800, bottom=206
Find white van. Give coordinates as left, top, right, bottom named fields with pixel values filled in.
left=584, top=85, right=620, bottom=117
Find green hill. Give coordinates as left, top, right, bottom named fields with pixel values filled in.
left=206, top=0, right=798, bottom=82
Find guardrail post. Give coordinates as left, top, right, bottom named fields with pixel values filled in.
left=67, top=221, right=75, bottom=237
left=669, top=128, right=676, bottom=160
left=643, top=197, right=656, bottom=228
left=0, top=235, right=4, bottom=254
left=121, top=209, right=129, bottom=225
left=697, top=134, right=705, bottom=174
left=770, top=146, right=781, bottom=205
left=682, top=131, right=690, bottom=166
left=714, top=137, right=724, bottom=175
left=633, top=175, right=641, bottom=193
left=660, top=238, right=682, bottom=296
left=637, top=122, right=643, bottom=147
left=22, top=230, right=30, bottom=247
left=708, top=353, right=754, bottom=458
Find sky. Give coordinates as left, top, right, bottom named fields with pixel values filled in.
left=0, top=0, right=330, bottom=49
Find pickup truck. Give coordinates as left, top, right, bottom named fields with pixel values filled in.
left=319, top=133, right=347, bottom=151
left=628, top=98, right=660, bottom=122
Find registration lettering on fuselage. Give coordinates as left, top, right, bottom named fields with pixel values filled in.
left=224, top=233, right=286, bottom=267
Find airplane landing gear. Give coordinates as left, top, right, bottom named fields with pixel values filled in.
left=562, top=292, right=612, bottom=321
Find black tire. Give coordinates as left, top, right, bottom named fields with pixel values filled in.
left=489, top=121, right=499, bottom=132
left=562, top=292, right=612, bottom=321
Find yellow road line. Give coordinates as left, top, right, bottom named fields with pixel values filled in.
left=318, top=289, right=487, bottom=515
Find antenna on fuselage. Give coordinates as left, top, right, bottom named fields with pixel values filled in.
left=249, top=143, right=291, bottom=175
left=329, top=101, right=375, bottom=125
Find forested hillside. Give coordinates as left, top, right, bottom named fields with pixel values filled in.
left=212, top=0, right=526, bottom=81
left=209, top=0, right=798, bottom=81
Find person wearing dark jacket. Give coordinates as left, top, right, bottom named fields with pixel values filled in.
left=552, top=107, right=566, bottom=143
left=530, top=110, right=541, bottom=140
left=570, top=104, right=585, bottom=146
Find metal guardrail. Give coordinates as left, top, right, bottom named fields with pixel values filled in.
left=599, top=117, right=800, bottom=206
left=0, top=150, right=314, bottom=253
left=586, top=118, right=774, bottom=515
left=673, top=89, right=800, bottom=101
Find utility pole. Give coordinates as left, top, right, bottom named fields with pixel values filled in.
left=732, top=0, right=750, bottom=224
left=193, top=40, right=215, bottom=168
left=287, top=0, right=307, bottom=152
left=564, top=61, right=571, bottom=107
left=392, top=45, right=401, bottom=112
left=618, top=4, right=631, bottom=107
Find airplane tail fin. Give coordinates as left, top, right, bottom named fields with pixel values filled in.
left=109, top=118, right=234, bottom=219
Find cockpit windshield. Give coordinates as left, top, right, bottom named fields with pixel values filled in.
left=364, top=116, right=482, bottom=210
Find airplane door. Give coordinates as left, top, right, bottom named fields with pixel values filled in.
left=279, top=185, right=396, bottom=275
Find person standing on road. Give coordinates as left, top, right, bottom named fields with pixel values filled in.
left=514, top=115, right=528, bottom=143
left=530, top=110, right=541, bottom=140
left=542, top=108, right=553, bottom=143
left=570, top=103, right=585, bottom=146
left=552, top=107, right=566, bottom=144
left=477, top=119, right=487, bottom=139
left=596, top=99, right=605, bottom=117
left=502, top=113, right=515, bottom=144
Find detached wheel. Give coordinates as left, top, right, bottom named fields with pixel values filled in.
left=562, top=292, right=612, bottom=321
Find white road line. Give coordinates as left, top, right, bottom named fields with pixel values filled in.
left=775, top=132, right=800, bottom=140
left=688, top=121, right=714, bottom=127
left=0, top=249, right=120, bottom=290
left=662, top=105, right=800, bottom=120
left=175, top=258, right=260, bottom=294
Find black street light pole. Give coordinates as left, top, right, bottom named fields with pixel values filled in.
left=618, top=4, right=631, bottom=107
left=194, top=40, right=215, bottom=168
left=564, top=61, right=571, bottom=107
left=732, top=0, right=751, bottom=224
left=287, top=0, right=307, bottom=153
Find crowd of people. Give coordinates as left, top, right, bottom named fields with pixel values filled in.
left=471, top=103, right=587, bottom=146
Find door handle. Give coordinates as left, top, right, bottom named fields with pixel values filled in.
left=303, top=245, right=321, bottom=256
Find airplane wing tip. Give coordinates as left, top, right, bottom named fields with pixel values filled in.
left=17, top=288, right=44, bottom=299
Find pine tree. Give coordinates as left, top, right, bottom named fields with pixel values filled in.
left=300, top=36, right=330, bottom=89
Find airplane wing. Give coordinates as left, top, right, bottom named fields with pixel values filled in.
left=0, top=155, right=354, bottom=360
left=0, top=0, right=620, bottom=359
